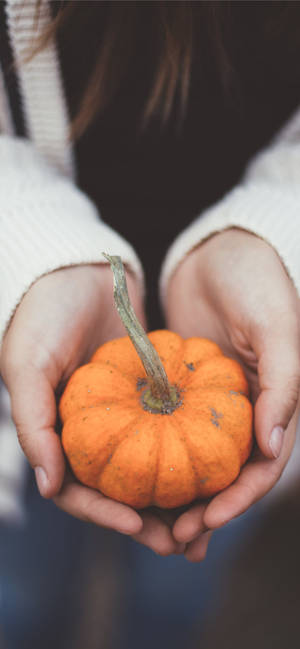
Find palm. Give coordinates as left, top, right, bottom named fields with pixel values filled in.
left=164, top=229, right=300, bottom=560
left=1, top=265, right=187, bottom=557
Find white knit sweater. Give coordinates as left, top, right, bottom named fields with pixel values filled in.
left=160, top=111, right=300, bottom=302
left=1, top=0, right=300, bottom=521
left=1, top=0, right=300, bottom=340
left=0, top=0, right=144, bottom=344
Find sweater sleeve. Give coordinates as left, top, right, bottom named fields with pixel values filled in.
left=160, top=107, right=300, bottom=303
left=0, top=135, right=144, bottom=342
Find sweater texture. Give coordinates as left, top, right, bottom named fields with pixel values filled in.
left=0, top=0, right=144, bottom=345
left=59, top=1, right=300, bottom=325
left=1, top=0, right=300, bottom=520
left=1, top=1, right=300, bottom=333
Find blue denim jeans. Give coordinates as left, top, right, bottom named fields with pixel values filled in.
left=0, top=471, right=264, bottom=649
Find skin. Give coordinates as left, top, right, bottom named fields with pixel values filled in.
left=0, top=264, right=185, bottom=556
left=166, top=228, right=300, bottom=561
left=1, top=228, right=299, bottom=561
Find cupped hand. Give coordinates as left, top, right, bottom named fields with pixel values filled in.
left=0, top=264, right=185, bottom=556
left=165, top=228, right=300, bottom=561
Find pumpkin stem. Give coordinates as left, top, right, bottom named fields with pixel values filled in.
left=103, top=254, right=176, bottom=410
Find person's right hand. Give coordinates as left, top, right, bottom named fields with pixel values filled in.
left=0, top=264, right=185, bottom=556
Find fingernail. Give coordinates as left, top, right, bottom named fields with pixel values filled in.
left=269, top=426, right=284, bottom=458
left=35, top=466, right=49, bottom=496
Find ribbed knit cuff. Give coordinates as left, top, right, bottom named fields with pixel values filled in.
left=160, top=182, right=300, bottom=304
left=0, top=137, right=144, bottom=342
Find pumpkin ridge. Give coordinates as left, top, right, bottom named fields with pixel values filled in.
left=150, top=419, right=163, bottom=505
left=181, top=356, right=248, bottom=392
left=94, top=361, right=139, bottom=385
left=91, top=336, right=145, bottom=379
left=62, top=405, right=141, bottom=487
left=184, top=385, right=246, bottom=398
left=167, top=415, right=198, bottom=500
left=147, top=330, right=185, bottom=382
left=183, top=387, right=251, bottom=421
left=59, top=361, right=139, bottom=423
left=176, top=413, right=217, bottom=494
left=152, top=416, right=199, bottom=508
left=96, top=359, right=146, bottom=382
left=99, top=416, right=161, bottom=508
left=176, top=400, right=251, bottom=497
left=180, top=337, right=222, bottom=367
left=96, top=412, right=143, bottom=480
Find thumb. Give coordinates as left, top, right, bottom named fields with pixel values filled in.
left=5, top=367, right=65, bottom=498
left=254, top=322, right=300, bottom=459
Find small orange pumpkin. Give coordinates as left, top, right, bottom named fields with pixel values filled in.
left=60, top=256, right=253, bottom=509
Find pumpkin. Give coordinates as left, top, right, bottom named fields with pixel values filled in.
left=59, top=255, right=253, bottom=510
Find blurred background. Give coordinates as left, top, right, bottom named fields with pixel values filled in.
left=1, top=376, right=300, bottom=649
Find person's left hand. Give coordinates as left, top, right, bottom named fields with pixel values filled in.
left=164, top=228, right=300, bottom=562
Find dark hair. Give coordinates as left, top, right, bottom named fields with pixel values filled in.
left=45, top=0, right=299, bottom=138
left=30, top=1, right=235, bottom=138
left=32, top=0, right=299, bottom=138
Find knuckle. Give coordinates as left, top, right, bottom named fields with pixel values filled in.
left=284, top=373, right=300, bottom=408
left=239, top=481, right=257, bottom=506
left=0, top=356, right=21, bottom=384
left=15, top=424, right=31, bottom=452
left=261, top=462, right=285, bottom=493
left=269, top=463, right=284, bottom=484
left=81, top=493, right=103, bottom=522
left=195, top=547, right=208, bottom=562
left=156, top=547, right=173, bottom=558
left=2, top=344, right=53, bottom=384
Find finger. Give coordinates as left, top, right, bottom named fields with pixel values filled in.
left=203, top=418, right=296, bottom=530
left=147, top=506, right=180, bottom=529
left=132, top=511, right=186, bottom=556
left=172, top=502, right=208, bottom=543
left=54, top=481, right=143, bottom=535
left=253, top=316, right=300, bottom=459
left=5, top=367, right=65, bottom=498
left=184, top=531, right=213, bottom=563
